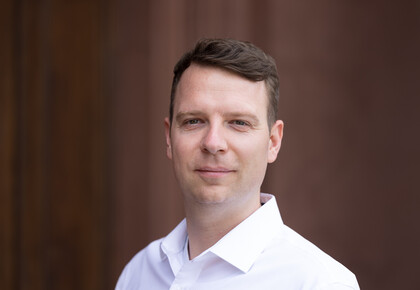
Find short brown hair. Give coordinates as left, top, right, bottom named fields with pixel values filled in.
left=169, top=38, right=279, bottom=127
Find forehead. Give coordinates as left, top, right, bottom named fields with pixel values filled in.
left=174, top=64, right=268, bottom=115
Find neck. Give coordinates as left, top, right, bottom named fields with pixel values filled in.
left=185, top=193, right=261, bottom=260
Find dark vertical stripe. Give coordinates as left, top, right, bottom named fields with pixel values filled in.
left=13, top=0, right=23, bottom=288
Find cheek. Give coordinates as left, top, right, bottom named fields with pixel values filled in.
left=171, top=140, right=194, bottom=167
left=243, top=137, right=270, bottom=159
left=236, top=139, right=270, bottom=173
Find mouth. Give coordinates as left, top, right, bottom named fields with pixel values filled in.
left=195, top=167, right=235, bottom=178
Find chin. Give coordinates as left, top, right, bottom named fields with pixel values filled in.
left=188, top=188, right=233, bottom=205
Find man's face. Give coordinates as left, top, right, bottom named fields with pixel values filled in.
left=165, top=64, right=283, bottom=206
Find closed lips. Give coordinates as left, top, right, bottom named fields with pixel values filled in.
left=195, top=167, right=235, bottom=172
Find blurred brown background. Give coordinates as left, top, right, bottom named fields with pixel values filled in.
left=1, top=0, right=419, bottom=289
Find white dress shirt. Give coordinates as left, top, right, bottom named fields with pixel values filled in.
left=116, top=193, right=359, bottom=289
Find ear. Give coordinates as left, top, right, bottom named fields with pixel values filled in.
left=267, top=120, right=284, bottom=163
left=164, top=117, right=173, bottom=160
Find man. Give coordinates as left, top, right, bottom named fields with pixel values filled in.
left=116, top=38, right=359, bottom=289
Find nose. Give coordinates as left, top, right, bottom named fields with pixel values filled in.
left=200, top=123, right=228, bottom=154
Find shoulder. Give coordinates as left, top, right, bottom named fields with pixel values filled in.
left=116, top=238, right=164, bottom=289
left=123, top=238, right=164, bottom=271
left=259, top=225, right=359, bottom=289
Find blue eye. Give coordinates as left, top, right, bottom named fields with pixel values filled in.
left=234, top=120, right=247, bottom=126
left=182, top=119, right=203, bottom=128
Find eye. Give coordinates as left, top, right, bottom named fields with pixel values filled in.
left=186, top=119, right=201, bottom=125
left=232, top=120, right=248, bottom=126
left=229, top=120, right=251, bottom=132
left=180, top=118, right=204, bottom=130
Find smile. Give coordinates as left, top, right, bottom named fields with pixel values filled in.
left=195, top=167, right=235, bottom=178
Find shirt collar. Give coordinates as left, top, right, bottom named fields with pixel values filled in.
left=209, top=193, right=283, bottom=273
left=160, top=219, right=188, bottom=275
left=160, top=193, right=284, bottom=274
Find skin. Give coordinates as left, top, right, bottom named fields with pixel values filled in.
left=164, top=64, right=284, bottom=259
